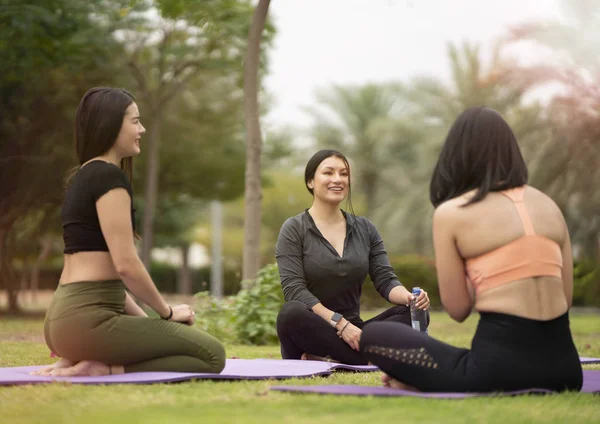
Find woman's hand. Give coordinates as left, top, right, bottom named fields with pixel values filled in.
left=337, top=321, right=362, bottom=351
left=169, top=304, right=196, bottom=326
left=413, top=290, right=430, bottom=310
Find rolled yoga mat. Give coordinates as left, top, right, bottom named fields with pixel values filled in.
left=0, top=359, right=375, bottom=386
left=271, top=370, right=600, bottom=397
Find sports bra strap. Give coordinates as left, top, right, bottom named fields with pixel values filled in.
left=500, top=186, right=535, bottom=235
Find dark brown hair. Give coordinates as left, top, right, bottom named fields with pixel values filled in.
left=429, top=107, right=528, bottom=208
left=73, top=87, right=136, bottom=182
left=305, top=149, right=355, bottom=216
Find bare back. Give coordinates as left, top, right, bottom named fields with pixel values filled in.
left=437, top=186, right=572, bottom=321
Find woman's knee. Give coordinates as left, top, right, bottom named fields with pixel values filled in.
left=197, top=333, right=226, bottom=373
left=277, top=301, right=310, bottom=331
left=209, top=341, right=226, bottom=373
left=360, top=321, right=417, bottom=354
left=359, top=321, right=386, bottom=354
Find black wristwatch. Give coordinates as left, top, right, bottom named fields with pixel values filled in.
left=330, top=312, right=343, bottom=328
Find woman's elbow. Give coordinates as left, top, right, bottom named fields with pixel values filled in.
left=114, top=256, right=141, bottom=279
left=281, top=283, right=299, bottom=302
left=442, top=300, right=471, bottom=323
left=450, top=312, right=469, bottom=323
left=447, top=307, right=471, bottom=323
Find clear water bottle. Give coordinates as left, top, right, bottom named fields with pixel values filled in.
left=411, top=287, right=428, bottom=334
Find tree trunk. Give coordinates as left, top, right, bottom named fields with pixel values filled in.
left=0, top=228, right=20, bottom=313
left=141, top=113, right=162, bottom=267
left=29, top=235, right=53, bottom=305
left=19, top=266, right=29, bottom=306
left=177, top=243, right=192, bottom=295
left=242, top=0, right=270, bottom=281
left=211, top=200, right=223, bottom=299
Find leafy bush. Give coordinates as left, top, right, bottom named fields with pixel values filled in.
left=193, top=292, right=238, bottom=344
left=391, top=255, right=440, bottom=306
left=573, top=261, right=600, bottom=307
left=361, top=255, right=440, bottom=310
left=231, top=263, right=284, bottom=345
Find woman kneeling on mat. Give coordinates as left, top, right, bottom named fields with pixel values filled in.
left=275, top=149, right=430, bottom=365
left=33, top=87, right=225, bottom=377
left=360, top=107, right=583, bottom=392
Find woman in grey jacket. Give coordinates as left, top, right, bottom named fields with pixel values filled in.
left=275, top=149, right=430, bottom=365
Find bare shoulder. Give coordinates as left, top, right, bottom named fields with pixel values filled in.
left=433, top=197, right=464, bottom=224
left=525, top=185, right=554, bottom=201
left=525, top=186, right=564, bottom=216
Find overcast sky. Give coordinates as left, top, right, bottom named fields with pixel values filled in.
left=263, top=0, right=563, bottom=129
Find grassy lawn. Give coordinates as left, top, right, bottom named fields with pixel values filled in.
left=0, top=311, right=599, bottom=424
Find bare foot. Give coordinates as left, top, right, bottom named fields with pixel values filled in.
left=31, top=358, right=76, bottom=376
left=300, top=353, right=339, bottom=363
left=381, top=373, right=419, bottom=391
left=48, top=360, right=113, bottom=377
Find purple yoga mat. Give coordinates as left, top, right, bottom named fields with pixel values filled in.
left=580, top=357, right=600, bottom=364
left=0, top=359, right=374, bottom=386
left=0, top=357, right=594, bottom=387
left=271, top=370, right=600, bottom=397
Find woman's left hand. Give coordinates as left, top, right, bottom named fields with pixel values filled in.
left=337, top=322, right=362, bottom=351
left=414, top=290, right=430, bottom=310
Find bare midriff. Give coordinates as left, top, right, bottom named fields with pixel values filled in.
left=59, top=252, right=119, bottom=284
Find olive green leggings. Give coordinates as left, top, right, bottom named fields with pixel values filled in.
left=43, top=280, right=225, bottom=373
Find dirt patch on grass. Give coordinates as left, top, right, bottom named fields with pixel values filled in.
left=0, top=334, right=45, bottom=343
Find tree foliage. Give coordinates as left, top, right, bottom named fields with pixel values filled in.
left=0, top=0, right=132, bottom=311
left=504, top=0, right=600, bottom=262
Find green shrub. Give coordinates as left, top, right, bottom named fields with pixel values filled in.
left=392, top=255, right=440, bottom=306
left=193, top=292, right=238, bottom=344
left=573, top=260, right=600, bottom=307
left=231, top=263, right=284, bottom=345
left=360, top=255, right=440, bottom=310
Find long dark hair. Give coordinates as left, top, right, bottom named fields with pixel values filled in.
left=429, top=107, right=528, bottom=208
left=305, top=149, right=355, bottom=216
left=71, top=87, right=136, bottom=182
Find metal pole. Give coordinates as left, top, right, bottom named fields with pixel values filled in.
left=210, top=200, right=223, bottom=299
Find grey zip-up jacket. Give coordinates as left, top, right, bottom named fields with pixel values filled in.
left=275, top=210, right=402, bottom=324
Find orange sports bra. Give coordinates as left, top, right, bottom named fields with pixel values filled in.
left=465, top=186, right=563, bottom=294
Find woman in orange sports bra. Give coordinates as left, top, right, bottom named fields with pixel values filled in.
left=359, top=106, right=583, bottom=393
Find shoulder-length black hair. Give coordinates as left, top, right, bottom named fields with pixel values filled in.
left=429, top=107, right=528, bottom=208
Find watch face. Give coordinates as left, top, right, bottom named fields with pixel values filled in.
left=331, top=312, right=342, bottom=322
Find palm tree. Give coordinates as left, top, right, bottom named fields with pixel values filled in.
left=307, top=83, right=404, bottom=217
left=375, top=42, right=546, bottom=255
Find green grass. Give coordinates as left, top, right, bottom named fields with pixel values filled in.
left=1, top=312, right=599, bottom=424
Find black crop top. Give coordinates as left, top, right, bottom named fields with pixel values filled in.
left=62, top=160, right=136, bottom=254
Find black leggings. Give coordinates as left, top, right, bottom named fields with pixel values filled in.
left=360, top=312, right=583, bottom=392
left=276, top=300, right=429, bottom=365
